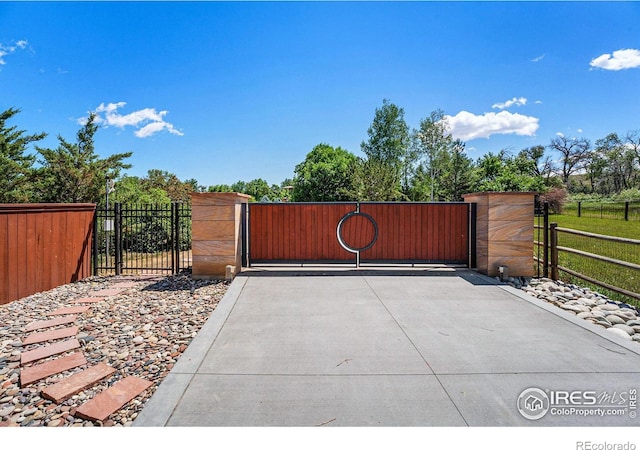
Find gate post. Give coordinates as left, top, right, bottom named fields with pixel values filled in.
left=190, top=192, right=251, bottom=280
left=92, top=209, right=99, bottom=276
left=114, top=203, right=122, bottom=276
left=550, top=222, right=559, bottom=281
left=463, top=192, right=536, bottom=278
left=468, top=202, right=477, bottom=269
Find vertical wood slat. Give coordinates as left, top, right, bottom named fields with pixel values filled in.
left=249, top=203, right=354, bottom=262
left=358, top=203, right=468, bottom=262
left=248, top=202, right=469, bottom=264
left=0, top=204, right=95, bottom=305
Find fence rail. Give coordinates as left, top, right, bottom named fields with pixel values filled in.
left=534, top=205, right=640, bottom=304
left=564, top=200, right=640, bottom=221
left=92, top=202, right=191, bottom=276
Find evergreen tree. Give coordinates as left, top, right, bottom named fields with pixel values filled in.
left=35, top=113, right=132, bottom=203
left=0, top=108, right=46, bottom=202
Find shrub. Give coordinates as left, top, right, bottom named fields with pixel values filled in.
left=539, top=187, right=568, bottom=214
left=613, top=188, right=640, bottom=202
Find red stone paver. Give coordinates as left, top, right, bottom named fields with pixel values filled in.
left=22, top=326, right=79, bottom=345
left=109, top=282, right=138, bottom=288
left=41, top=363, right=116, bottom=403
left=74, top=376, right=153, bottom=421
left=72, top=297, right=104, bottom=304
left=25, top=315, right=77, bottom=332
left=46, top=306, right=90, bottom=316
left=20, top=352, right=87, bottom=386
left=88, top=288, right=125, bottom=297
left=21, top=339, right=81, bottom=365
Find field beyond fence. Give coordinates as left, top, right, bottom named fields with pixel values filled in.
left=564, top=200, right=640, bottom=221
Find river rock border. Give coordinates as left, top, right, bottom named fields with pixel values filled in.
left=511, top=277, right=640, bottom=343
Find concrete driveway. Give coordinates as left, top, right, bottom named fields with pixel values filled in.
left=134, top=266, right=640, bottom=427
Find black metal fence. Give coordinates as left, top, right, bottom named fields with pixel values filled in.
left=92, top=203, right=191, bottom=276
left=564, top=201, right=640, bottom=221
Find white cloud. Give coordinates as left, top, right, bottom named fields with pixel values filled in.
left=445, top=110, right=539, bottom=141
left=0, top=39, right=29, bottom=66
left=89, top=102, right=184, bottom=138
left=492, top=97, right=527, bottom=110
left=531, top=54, right=545, bottom=62
left=590, top=48, right=640, bottom=71
left=135, top=121, right=182, bottom=138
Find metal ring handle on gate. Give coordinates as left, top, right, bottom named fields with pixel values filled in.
left=336, top=211, right=378, bottom=253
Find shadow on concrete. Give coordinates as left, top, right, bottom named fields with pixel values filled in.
left=241, top=264, right=501, bottom=286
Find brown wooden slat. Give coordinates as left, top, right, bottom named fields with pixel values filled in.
left=249, top=203, right=468, bottom=264
left=0, top=204, right=95, bottom=305
left=16, top=214, right=28, bottom=299
left=0, top=214, right=8, bottom=305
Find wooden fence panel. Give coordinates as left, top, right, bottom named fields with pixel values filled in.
left=249, top=203, right=354, bottom=262
left=248, top=202, right=469, bottom=265
left=359, top=203, right=469, bottom=263
left=0, top=204, right=95, bottom=305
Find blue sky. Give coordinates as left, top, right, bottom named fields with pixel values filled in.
left=1, top=1, right=639, bottom=188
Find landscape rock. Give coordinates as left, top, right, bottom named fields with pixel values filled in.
left=612, top=324, right=635, bottom=336
left=514, top=277, right=639, bottom=346
left=607, top=328, right=633, bottom=340
left=0, top=273, right=228, bottom=427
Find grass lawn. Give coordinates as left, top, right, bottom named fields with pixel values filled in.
left=94, top=250, right=192, bottom=276
left=548, top=214, right=639, bottom=240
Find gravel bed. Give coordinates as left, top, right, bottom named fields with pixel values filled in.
left=0, top=273, right=228, bottom=427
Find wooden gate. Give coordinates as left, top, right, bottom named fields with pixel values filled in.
left=248, top=202, right=471, bottom=266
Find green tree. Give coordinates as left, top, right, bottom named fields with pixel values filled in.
left=413, top=109, right=453, bottom=201
left=207, top=184, right=233, bottom=193
left=110, top=175, right=171, bottom=204
left=439, top=139, right=475, bottom=201
left=291, top=143, right=357, bottom=201
left=0, top=108, right=46, bottom=202
left=360, top=99, right=410, bottom=195
left=595, top=133, right=636, bottom=194
left=475, top=150, right=545, bottom=193
left=184, top=178, right=206, bottom=193
left=142, top=169, right=194, bottom=202
left=349, top=157, right=404, bottom=201
left=548, top=135, right=591, bottom=185
left=626, top=130, right=640, bottom=184
left=35, top=113, right=132, bottom=203
left=228, top=178, right=276, bottom=201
